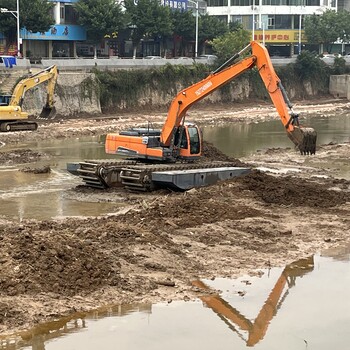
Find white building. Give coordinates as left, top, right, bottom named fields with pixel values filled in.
left=206, top=0, right=338, bottom=55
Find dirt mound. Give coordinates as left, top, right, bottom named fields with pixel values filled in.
left=0, top=227, right=120, bottom=297
left=20, top=165, right=51, bottom=174
left=202, top=141, right=245, bottom=165
left=0, top=149, right=49, bottom=164
left=235, top=170, right=349, bottom=208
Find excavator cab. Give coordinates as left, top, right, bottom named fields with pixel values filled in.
left=174, top=123, right=202, bottom=160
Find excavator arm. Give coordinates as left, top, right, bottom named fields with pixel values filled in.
left=9, top=65, right=59, bottom=118
left=160, top=41, right=316, bottom=155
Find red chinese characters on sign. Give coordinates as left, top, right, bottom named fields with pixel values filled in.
left=252, top=30, right=304, bottom=43
left=254, top=34, right=290, bottom=41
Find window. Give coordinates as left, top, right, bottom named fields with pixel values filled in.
left=274, top=15, right=292, bottom=29
left=215, top=15, right=228, bottom=23
left=64, top=4, right=78, bottom=24
left=207, top=0, right=228, bottom=5
left=231, top=15, right=242, bottom=24
left=188, top=126, right=200, bottom=154
left=230, top=0, right=254, bottom=6
left=268, top=15, right=275, bottom=29
left=60, top=4, right=64, bottom=21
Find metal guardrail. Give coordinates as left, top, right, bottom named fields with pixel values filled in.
left=2, top=56, right=350, bottom=72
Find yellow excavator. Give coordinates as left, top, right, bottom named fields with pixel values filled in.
left=0, top=65, right=58, bottom=132
left=68, top=41, right=317, bottom=191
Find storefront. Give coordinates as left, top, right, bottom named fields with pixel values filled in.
left=21, top=24, right=86, bottom=59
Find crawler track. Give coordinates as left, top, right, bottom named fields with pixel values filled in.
left=77, top=160, right=241, bottom=191
left=0, top=121, right=38, bottom=132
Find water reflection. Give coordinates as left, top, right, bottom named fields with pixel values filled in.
left=194, top=256, right=314, bottom=347
left=0, top=304, right=152, bottom=350
left=0, top=256, right=327, bottom=350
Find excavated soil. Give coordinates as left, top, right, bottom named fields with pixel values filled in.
left=1, top=99, right=350, bottom=336
left=0, top=149, right=49, bottom=165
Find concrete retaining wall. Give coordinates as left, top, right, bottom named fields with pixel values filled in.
left=329, top=75, right=350, bottom=99
left=23, top=72, right=101, bottom=117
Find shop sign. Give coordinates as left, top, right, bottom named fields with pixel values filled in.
left=21, top=24, right=86, bottom=41
left=253, top=30, right=306, bottom=43
left=162, top=0, right=187, bottom=10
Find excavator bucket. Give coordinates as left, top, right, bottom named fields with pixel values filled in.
left=39, top=106, right=56, bottom=119
left=288, top=126, right=317, bottom=155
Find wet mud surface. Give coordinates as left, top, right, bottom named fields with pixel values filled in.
left=1, top=99, right=350, bottom=335
left=0, top=149, right=49, bottom=165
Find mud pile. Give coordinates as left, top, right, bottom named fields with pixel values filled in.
left=236, top=170, right=350, bottom=208
left=0, top=149, right=49, bottom=164
left=0, top=226, right=120, bottom=296
left=202, top=141, right=245, bottom=165
left=0, top=171, right=347, bottom=301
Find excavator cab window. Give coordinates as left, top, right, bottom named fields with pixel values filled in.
left=174, top=126, right=188, bottom=150
left=0, top=95, right=11, bottom=106
left=188, top=126, right=200, bottom=154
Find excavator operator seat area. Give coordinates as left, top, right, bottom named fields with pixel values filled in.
left=0, top=95, right=11, bottom=106
left=175, top=125, right=201, bottom=158
left=188, top=125, right=201, bottom=155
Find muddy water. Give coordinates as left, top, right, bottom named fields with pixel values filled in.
left=203, top=113, right=350, bottom=157
left=1, top=114, right=350, bottom=220
left=0, top=137, right=120, bottom=221
left=2, top=245, right=350, bottom=350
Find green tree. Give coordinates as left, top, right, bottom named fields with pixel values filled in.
left=198, top=14, right=228, bottom=54
left=171, top=10, right=195, bottom=56
left=228, top=20, right=243, bottom=32
left=75, top=0, right=125, bottom=58
left=0, top=0, right=54, bottom=43
left=294, top=50, right=327, bottom=80
left=304, top=10, right=350, bottom=53
left=124, top=0, right=173, bottom=58
left=210, top=29, right=250, bottom=62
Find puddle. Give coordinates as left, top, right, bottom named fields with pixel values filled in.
left=0, top=137, right=123, bottom=221
left=2, top=245, right=350, bottom=350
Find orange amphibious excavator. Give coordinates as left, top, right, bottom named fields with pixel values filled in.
left=70, top=41, right=317, bottom=191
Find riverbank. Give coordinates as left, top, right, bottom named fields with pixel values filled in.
left=1, top=97, right=349, bottom=145
left=0, top=98, right=350, bottom=337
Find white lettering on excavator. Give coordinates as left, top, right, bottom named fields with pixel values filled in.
left=195, top=81, right=213, bottom=96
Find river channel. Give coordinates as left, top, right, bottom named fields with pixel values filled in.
left=0, top=113, right=350, bottom=221
left=2, top=244, right=350, bottom=350
left=1, top=114, right=350, bottom=348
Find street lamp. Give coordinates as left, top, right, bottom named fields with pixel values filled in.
left=298, top=13, right=302, bottom=55
left=251, top=5, right=257, bottom=41
left=188, top=0, right=199, bottom=58
left=1, top=0, right=20, bottom=56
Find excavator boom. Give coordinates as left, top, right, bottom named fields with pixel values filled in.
left=160, top=41, right=316, bottom=155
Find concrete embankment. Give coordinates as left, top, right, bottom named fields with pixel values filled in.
left=0, top=63, right=338, bottom=118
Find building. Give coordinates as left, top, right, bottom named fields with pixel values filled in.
left=0, top=0, right=346, bottom=59
left=21, top=0, right=86, bottom=59
left=206, top=0, right=337, bottom=56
